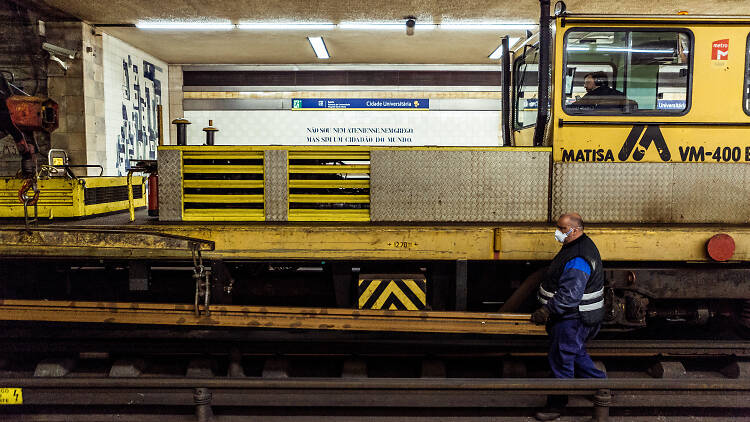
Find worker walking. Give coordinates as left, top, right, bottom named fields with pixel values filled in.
left=531, top=213, right=606, bottom=421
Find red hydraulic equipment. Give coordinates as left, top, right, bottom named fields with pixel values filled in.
left=0, top=73, right=59, bottom=177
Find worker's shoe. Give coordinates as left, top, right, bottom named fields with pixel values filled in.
left=535, top=394, right=567, bottom=421
left=534, top=410, right=561, bottom=421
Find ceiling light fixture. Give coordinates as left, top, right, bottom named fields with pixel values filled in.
left=238, top=23, right=336, bottom=30
left=339, top=22, right=435, bottom=30
left=307, top=36, right=330, bottom=59
left=135, top=21, right=234, bottom=30
left=440, top=23, right=537, bottom=30
left=488, top=37, right=521, bottom=59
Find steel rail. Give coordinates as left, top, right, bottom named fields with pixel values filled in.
left=2, top=377, right=749, bottom=390
left=0, top=299, right=546, bottom=335
left=2, top=337, right=749, bottom=357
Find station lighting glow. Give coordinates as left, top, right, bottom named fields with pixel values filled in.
left=135, top=21, right=234, bottom=30
left=307, top=37, right=330, bottom=59
left=135, top=21, right=537, bottom=32
left=567, top=46, right=675, bottom=54
left=440, top=23, right=537, bottom=30
left=238, top=23, right=336, bottom=30
left=488, top=37, right=521, bottom=59
left=339, top=22, right=436, bottom=30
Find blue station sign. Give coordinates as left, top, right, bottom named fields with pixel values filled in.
left=292, top=98, right=429, bottom=110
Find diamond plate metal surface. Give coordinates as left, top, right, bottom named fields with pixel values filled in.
left=553, top=163, right=750, bottom=223
left=158, top=149, right=182, bottom=221
left=264, top=150, right=288, bottom=222
left=552, top=163, right=673, bottom=223
left=672, top=164, right=750, bottom=223
left=371, top=150, right=549, bottom=222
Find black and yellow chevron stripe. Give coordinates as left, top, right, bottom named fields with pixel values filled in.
left=358, top=275, right=427, bottom=310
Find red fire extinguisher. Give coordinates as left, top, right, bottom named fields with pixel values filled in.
left=148, top=172, right=158, bottom=217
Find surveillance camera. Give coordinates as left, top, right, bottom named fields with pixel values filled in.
left=405, top=17, right=416, bottom=36
left=42, top=42, right=77, bottom=60
left=49, top=54, right=69, bottom=71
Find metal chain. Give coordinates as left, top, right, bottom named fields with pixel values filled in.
left=191, top=244, right=211, bottom=317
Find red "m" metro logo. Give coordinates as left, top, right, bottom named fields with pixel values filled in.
left=712, top=39, right=729, bottom=60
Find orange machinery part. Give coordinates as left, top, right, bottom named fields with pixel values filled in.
left=6, top=95, right=59, bottom=133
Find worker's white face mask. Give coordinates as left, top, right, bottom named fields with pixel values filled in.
left=554, top=228, right=573, bottom=243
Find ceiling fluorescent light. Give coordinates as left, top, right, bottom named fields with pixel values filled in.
left=308, top=37, right=330, bottom=59
left=339, top=22, right=435, bottom=30
left=441, top=23, right=537, bottom=30
left=136, top=21, right=234, bottom=30
left=488, top=37, right=521, bottom=59
left=238, top=23, right=335, bottom=30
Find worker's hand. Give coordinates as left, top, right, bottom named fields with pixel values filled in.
left=530, top=306, right=550, bottom=325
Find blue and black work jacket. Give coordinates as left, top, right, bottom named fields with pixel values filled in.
left=537, top=234, right=605, bottom=326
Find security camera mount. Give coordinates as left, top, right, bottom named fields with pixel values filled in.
left=405, top=16, right=416, bottom=36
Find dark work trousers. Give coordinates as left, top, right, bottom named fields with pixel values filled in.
left=546, top=317, right=606, bottom=379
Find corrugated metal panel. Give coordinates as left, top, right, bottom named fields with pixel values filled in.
left=672, top=164, right=750, bottom=223
left=552, top=163, right=750, bottom=223
left=552, top=163, right=673, bottom=223
left=264, top=150, right=288, bottom=222
left=370, top=150, right=549, bottom=222
left=157, top=149, right=182, bottom=221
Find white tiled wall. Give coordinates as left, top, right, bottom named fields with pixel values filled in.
left=103, top=34, right=169, bottom=176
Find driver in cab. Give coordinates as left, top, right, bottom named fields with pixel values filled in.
left=570, top=71, right=633, bottom=111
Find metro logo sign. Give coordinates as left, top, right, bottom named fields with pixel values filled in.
left=711, top=39, right=729, bottom=60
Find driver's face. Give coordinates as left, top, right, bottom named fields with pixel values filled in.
left=584, top=76, right=596, bottom=92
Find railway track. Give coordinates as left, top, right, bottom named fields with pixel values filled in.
left=0, top=376, right=748, bottom=421
left=0, top=330, right=748, bottom=421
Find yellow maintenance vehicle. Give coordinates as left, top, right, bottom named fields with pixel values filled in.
left=0, top=1, right=749, bottom=337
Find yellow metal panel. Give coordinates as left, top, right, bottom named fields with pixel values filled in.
left=83, top=199, right=146, bottom=216
left=288, top=153, right=370, bottom=160
left=182, top=209, right=265, bottom=221
left=71, top=177, right=85, bottom=216
left=183, top=165, right=263, bottom=173
left=289, top=194, right=369, bottom=203
left=182, top=154, right=264, bottom=160
left=288, top=164, right=370, bottom=174
left=184, top=194, right=264, bottom=203
left=287, top=209, right=370, bottom=222
left=288, top=180, right=369, bottom=189
left=4, top=222, right=750, bottom=262
left=494, top=225, right=750, bottom=262
left=0, top=177, right=144, bottom=218
left=552, top=19, right=750, bottom=163
left=183, top=180, right=264, bottom=189
left=79, top=176, right=143, bottom=188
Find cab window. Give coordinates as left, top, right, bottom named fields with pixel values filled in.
left=744, top=34, right=750, bottom=115
left=514, top=47, right=539, bottom=129
left=563, top=29, right=691, bottom=115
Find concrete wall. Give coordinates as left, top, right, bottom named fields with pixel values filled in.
left=168, top=65, right=183, bottom=146
left=82, top=23, right=106, bottom=175
left=103, top=34, right=169, bottom=175
left=46, top=22, right=87, bottom=173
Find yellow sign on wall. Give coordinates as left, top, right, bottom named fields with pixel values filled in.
left=0, top=388, right=22, bottom=405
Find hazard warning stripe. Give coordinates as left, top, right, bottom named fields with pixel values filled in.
left=358, top=279, right=382, bottom=308
left=373, top=283, right=413, bottom=310
left=358, top=278, right=426, bottom=310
